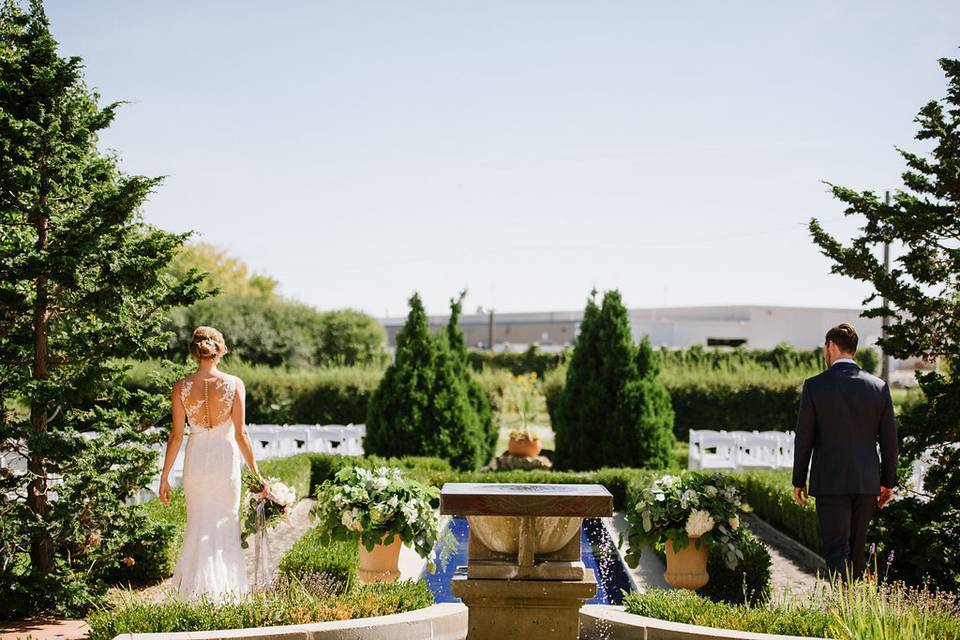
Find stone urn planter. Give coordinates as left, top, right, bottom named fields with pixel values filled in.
left=664, top=537, right=709, bottom=590
left=357, top=534, right=401, bottom=583
left=507, top=433, right=542, bottom=458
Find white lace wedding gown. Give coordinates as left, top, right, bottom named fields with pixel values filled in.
left=171, top=373, right=250, bottom=601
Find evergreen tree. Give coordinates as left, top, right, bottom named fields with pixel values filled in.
left=554, top=290, right=674, bottom=470
left=366, top=293, right=488, bottom=470
left=445, top=290, right=497, bottom=462
left=809, top=55, right=960, bottom=590
left=0, top=1, right=207, bottom=615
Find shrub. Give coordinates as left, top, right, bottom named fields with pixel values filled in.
left=698, top=526, right=772, bottom=606
left=277, top=528, right=358, bottom=594
left=553, top=290, right=675, bottom=470
left=365, top=293, right=490, bottom=470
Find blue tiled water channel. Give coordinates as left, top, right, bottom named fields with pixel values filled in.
left=421, top=517, right=636, bottom=605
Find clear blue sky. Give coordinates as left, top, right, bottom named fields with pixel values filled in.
left=45, top=1, right=959, bottom=318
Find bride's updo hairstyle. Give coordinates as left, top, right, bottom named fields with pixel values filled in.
left=189, top=326, right=228, bottom=361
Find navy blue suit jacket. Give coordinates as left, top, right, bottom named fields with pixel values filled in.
left=792, top=362, right=898, bottom=496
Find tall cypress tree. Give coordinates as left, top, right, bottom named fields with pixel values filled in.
left=554, top=290, right=674, bottom=470
left=445, top=290, right=497, bottom=463
left=366, top=293, right=488, bottom=470
left=0, top=1, right=207, bottom=615
left=365, top=293, right=437, bottom=460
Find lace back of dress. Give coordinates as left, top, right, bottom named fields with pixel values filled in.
left=180, top=375, right=236, bottom=428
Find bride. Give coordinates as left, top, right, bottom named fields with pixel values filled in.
left=158, top=326, right=268, bottom=601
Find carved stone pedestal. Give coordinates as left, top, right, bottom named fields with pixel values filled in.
left=440, top=483, right=614, bottom=640
left=451, top=571, right=597, bottom=640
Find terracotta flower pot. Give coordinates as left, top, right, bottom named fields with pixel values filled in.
left=508, top=434, right=542, bottom=458
left=664, top=537, right=709, bottom=590
left=357, top=534, right=402, bottom=583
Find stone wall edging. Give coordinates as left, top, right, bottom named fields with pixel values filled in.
left=110, top=603, right=467, bottom=640
left=580, top=605, right=832, bottom=640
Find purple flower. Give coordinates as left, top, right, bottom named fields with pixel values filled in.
left=887, top=549, right=895, bottom=564
left=869, top=543, right=876, bottom=556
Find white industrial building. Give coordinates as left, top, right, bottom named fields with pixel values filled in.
left=379, top=305, right=883, bottom=352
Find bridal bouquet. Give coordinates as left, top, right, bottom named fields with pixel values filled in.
left=240, top=469, right=296, bottom=549
left=310, top=465, right=455, bottom=573
left=623, top=472, right=745, bottom=570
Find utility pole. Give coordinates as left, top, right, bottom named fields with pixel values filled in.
left=880, top=190, right=891, bottom=384
left=488, top=308, right=495, bottom=351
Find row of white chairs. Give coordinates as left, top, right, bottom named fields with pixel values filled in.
left=688, top=429, right=796, bottom=471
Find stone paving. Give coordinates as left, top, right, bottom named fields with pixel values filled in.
left=741, top=512, right=825, bottom=599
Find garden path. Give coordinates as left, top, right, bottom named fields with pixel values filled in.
left=742, top=512, right=824, bottom=599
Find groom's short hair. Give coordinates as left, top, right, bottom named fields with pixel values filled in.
left=825, top=323, right=858, bottom=354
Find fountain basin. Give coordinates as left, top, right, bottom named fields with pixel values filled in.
left=466, top=515, right=582, bottom=555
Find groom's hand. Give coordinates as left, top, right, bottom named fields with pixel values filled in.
left=878, top=486, right=894, bottom=509
left=793, top=485, right=808, bottom=506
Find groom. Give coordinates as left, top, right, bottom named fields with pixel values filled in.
left=792, top=322, right=899, bottom=580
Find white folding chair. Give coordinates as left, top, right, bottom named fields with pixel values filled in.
left=736, top=432, right=780, bottom=470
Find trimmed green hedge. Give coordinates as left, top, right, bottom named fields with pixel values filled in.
left=735, top=470, right=820, bottom=552
left=124, top=360, right=382, bottom=425
left=306, top=453, right=656, bottom=511
left=86, top=580, right=434, bottom=640
left=277, top=528, right=358, bottom=594
left=624, top=585, right=960, bottom=639
left=623, top=589, right=831, bottom=637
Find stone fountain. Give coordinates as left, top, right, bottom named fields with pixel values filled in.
left=440, top=482, right=613, bottom=640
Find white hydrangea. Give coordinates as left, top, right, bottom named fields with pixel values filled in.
left=685, top=510, right=715, bottom=538
left=370, top=476, right=390, bottom=492
left=341, top=508, right=363, bottom=532
left=401, top=499, right=418, bottom=523
left=728, top=515, right=740, bottom=530
left=658, top=475, right=676, bottom=488
left=704, top=485, right=718, bottom=497
left=680, top=489, right=698, bottom=509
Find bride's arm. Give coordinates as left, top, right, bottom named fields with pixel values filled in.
left=232, top=378, right=266, bottom=493
left=159, top=381, right=186, bottom=506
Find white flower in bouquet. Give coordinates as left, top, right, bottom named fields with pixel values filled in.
left=269, top=481, right=296, bottom=506
left=685, top=510, right=715, bottom=538
left=371, top=476, right=390, bottom=492
left=704, top=485, right=718, bottom=497
left=654, top=491, right=666, bottom=502
left=728, top=514, right=740, bottom=530
left=341, top=508, right=363, bottom=532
